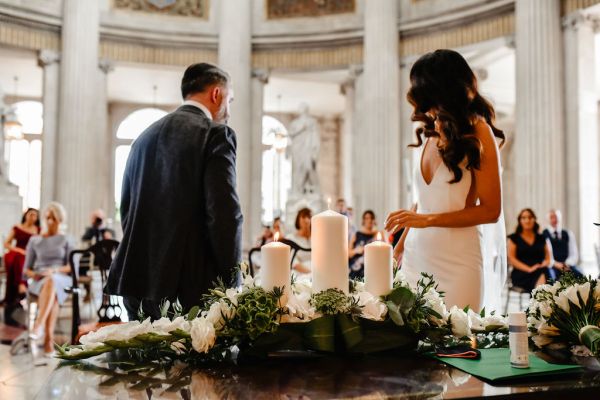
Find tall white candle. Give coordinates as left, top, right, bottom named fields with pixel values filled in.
left=364, top=232, right=393, bottom=297
left=311, top=210, right=349, bottom=294
left=260, top=233, right=291, bottom=305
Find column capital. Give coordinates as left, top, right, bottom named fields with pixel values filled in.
left=37, top=49, right=60, bottom=68
left=562, top=10, right=600, bottom=32
left=251, top=68, right=269, bottom=84
left=98, top=58, right=115, bottom=74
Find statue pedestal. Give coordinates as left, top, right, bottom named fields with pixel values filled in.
left=0, top=180, right=23, bottom=242
left=285, top=193, right=326, bottom=226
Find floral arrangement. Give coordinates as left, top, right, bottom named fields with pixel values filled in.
left=527, top=274, right=600, bottom=357
left=56, top=264, right=508, bottom=362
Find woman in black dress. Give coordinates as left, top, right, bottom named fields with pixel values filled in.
left=348, top=210, right=378, bottom=279
left=507, top=208, right=552, bottom=292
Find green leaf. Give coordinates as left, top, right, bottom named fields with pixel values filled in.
left=187, top=306, right=200, bottom=321
left=387, top=287, right=416, bottom=313
left=304, top=316, right=336, bottom=352
left=337, top=314, right=363, bottom=349
left=386, top=301, right=405, bottom=327
left=160, top=299, right=171, bottom=318
left=480, top=307, right=486, bottom=318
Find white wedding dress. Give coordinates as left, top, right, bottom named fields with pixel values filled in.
left=402, top=143, right=502, bottom=311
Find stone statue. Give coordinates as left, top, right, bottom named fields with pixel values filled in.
left=287, top=103, right=320, bottom=196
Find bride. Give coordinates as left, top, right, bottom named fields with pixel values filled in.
left=385, top=49, right=505, bottom=312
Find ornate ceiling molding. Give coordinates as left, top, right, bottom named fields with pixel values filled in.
left=266, top=0, right=355, bottom=19
left=113, top=0, right=208, bottom=19
left=562, top=0, right=600, bottom=15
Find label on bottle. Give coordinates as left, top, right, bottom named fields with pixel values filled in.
left=509, top=330, right=529, bottom=368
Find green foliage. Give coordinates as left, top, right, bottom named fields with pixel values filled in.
left=221, top=286, right=282, bottom=341
left=310, top=288, right=360, bottom=316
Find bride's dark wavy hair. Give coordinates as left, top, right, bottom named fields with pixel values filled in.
left=407, top=49, right=505, bottom=183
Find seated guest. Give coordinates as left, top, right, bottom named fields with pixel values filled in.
left=543, top=209, right=584, bottom=280
left=2, top=208, right=40, bottom=326
left=19, top=202, right=75, bottom=354
left=348, top=210, right=378, bottom=279
left=287, top=208, right=312, bottom=278
left=507, top=208, right=552, bottom=293
left=255, top=224, right=273, bottom=247
left=81, top=209, right=115, bottom=244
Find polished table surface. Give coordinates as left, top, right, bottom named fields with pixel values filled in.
left=40, top=353, right=600, bottom=399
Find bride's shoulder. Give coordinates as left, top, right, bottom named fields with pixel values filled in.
left=471, top=118, right=497, bottom=146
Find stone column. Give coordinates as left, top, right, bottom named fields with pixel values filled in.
left=340, top=66, right=360, bottom=206
left=55, top=0, right=100, bottom=237
left=514, top=0, right=565, bottom=216
left=97, top=59, right=114, bottom=214
left=249, top=69, right=268, bottom=244
left=37, top=49, right=60, bottom=209
left=218, top=0, right=253, bottom=248
left=361, top=0, right=401, bottom=221
left=563, top=11, right=600, bottom=264
left=400, top=61, right=415, bottom=208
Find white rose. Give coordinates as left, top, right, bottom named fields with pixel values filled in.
left=204, top=300, right=234, bottom=330
left=152, top=316, right=191, bottom=335
left=393, top=270, right=409, bottom=287
left=190, top=317, right=216, bottom=354
left=353, top=291, right=387, bottom=321
left=449, top=306, right=471, bottom=338
left=468, top=310, right=485, bottom=332
left=423, top=289, right=448, bottom=324
left=292, top=278, right=313, bottom=297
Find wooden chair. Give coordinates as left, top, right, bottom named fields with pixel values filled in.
left=247, top=238, right=311, bottom=277
left=66, top=239, right=120, bottom=344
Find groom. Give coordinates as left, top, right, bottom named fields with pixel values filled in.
left=106, top=63, right=243, bottom=320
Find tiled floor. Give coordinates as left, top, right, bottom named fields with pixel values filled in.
left=0, top=344, right=60, bottom=399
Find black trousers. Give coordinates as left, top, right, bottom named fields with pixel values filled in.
left=123, top=296, right=164, bottom=321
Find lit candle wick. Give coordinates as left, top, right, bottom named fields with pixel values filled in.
left=327, top=197, right=332, bottom=210
left=274, top=231, right=280, bottom=242
left=376, top=231, right=383, bottom=242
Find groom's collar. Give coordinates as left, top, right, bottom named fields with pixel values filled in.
left=182, top=100, right=213, bottom=121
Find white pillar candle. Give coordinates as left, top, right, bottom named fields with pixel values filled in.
left=311, top=210, right=349, bottom=294
left=364, top=233, right=393, bottom=297
left=260, top=234, right=291, bottom=305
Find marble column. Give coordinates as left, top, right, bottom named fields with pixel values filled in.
left=97, top=59, right=114, bottom=214
left=400, top=61, right=416, bottom=208
left=340, top=66, right=359, bottom=207
left=218, top=0, right=253, bottom=249
left=514, top=0, right=565, bottom=217
left=37, top=49, right=60, bottom=209
left=56, top=0, right=100, bottom=237
left=563, top=11, right=600, bottom=264
left=361, top=0, right=401, bottom=221
left=249, top=69, right=268, bottom=244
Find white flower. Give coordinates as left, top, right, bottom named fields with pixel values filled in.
left=225, top=288, right=240, bottom=305
left=555, top=291, right=571, bottom=313
left=468, top=310, right=485, bottom=332
left=353, top=281, right=366, bottom=293
left=152, top=316, right=191, bottom=335
left=80, top=318, right=152, bottom=347
left=353, top=291, right=387, bottom=321
left=422, top=289, right=448, bottom=326
left=292, top=278, right=313, bottom=297
left=538, top=302, right=553, bottom=318
left=449, top=306, right=471, bottom=337
left=242, top=272, right=255, bottom=288
left=532, top=334, right=553, bottom=348
left=170, top=340, right=187, bottom=355
left=282, top=291, right=317, bottom=323
left=565, top=286, right=582, bottom=308
left=482, top=314, right=508, bottom=330
left=537, top=322, right=560, bottom=336
left=204, top=300, right=234, bottom=330
left=190, top=317, right=216, bottom=354
left=576, top=282, right=591, bottom=306
left=393, top=270, right=409, bottom=287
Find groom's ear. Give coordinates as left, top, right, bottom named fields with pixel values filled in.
left=209, top=85, right=222, bottom=105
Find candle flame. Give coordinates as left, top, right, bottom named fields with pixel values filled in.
left=327, top=197, right=332, bottom=210
left=274, top=231, right=280, bottom=242
left=376, top=232, right=383, bottom=241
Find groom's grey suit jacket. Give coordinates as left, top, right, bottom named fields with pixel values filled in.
left=106, top=105, right=243, bottom=309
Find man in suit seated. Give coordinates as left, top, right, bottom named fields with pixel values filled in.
left=543, top=209, right=584, bottom=281
left=107, top=63, right=243, bottom=320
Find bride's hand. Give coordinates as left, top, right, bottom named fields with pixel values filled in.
left=385, top=210, right=431, bottom=232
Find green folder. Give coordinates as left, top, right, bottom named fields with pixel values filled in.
left=434, top=348, right=582, bottom=382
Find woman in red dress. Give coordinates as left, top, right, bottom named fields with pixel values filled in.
left=3, top=208, right=40, bottom=326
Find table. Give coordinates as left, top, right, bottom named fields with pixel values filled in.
left=39, top=354, right=600, bottom=399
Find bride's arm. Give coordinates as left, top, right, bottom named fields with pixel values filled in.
left=392, top=203, right=417, bottom=261
left=385, top=123, right=501, bottom=231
